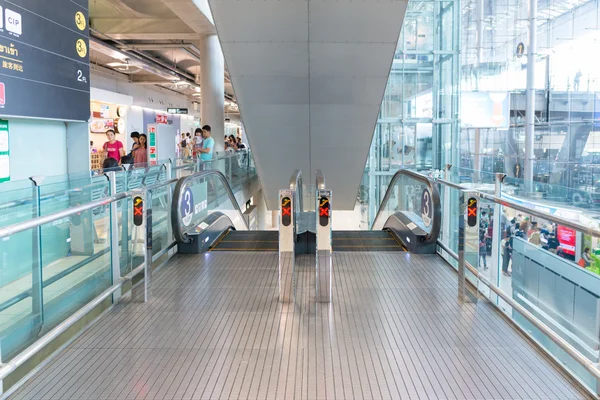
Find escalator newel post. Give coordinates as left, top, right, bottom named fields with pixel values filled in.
left=279, top=189, right=295, bottom=303
left=316, top=190, right=333, bottom=303
left=458, top=190, right=478, bottom=303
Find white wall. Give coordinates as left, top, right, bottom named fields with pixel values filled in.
left=9, top=118, right=68, bottom=180
left=91, top=69, right=199, bottom=152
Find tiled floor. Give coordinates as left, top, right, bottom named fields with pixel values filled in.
left=9, top=252, right=592, bottom=400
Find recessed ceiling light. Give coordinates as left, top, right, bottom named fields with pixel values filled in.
left=192, top=93, right=202, bottom=97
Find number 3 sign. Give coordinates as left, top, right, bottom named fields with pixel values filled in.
left=421, top=188, right=432, bottom=227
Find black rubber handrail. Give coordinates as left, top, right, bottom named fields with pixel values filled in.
left=371, top=169, right=441, bottom=245
left=171, top=169, right=249, bottom=243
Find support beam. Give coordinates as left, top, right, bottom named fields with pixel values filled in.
left=525, top=0, right=537, bottom=192
left=198, top=35, right=225, bottom=152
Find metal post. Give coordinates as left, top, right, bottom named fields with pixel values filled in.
left=525, top=0, right=537, bottom=193
left=490, top=173, right=505, bottom=304
left=458, top=190, right=477, bottom=303
left=476, top=0, right=484, bottom=90
left=474, top=129, right=481, bottom=183
left=132, top=189, right=152, bottom=302
left=29, top=177, right=44, bottom=329
left=279, top=189, right=295, bottom=303
left=442, top=165, right=452, bottom=247
left=165, top=160, right=174, bottom=244
left=106, top=171, right=122, bottom=302
left=316, top=190, right=332, bottom=303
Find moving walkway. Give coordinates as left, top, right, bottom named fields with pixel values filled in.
left=1, top=167, right=598, bottom=399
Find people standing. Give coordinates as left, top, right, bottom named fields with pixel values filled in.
left=547, top=232, right=560, bottom=254
left=133, top=133, right=148, bottom=165
left=129, top=131, right=140, bottom=156
left=194, top=129, right=204, bottom=158
left=583, top=247, right=592, bottom=267
left=102, top=129, right=125, bottom=164
left=479, top=232, right=488, bottom=271
left=197, top=125, right=215, bottom=165
left=502, top=233, right=512, bottom=276
left=182, top=133, right=192, bottom=159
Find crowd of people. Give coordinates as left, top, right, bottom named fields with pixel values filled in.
left=477, top=209, right=586, bottom=277
left=177, top=128, right=246, bottom=161
left=100, top=124, right=227, bottom=172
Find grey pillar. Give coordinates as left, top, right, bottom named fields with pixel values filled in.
left=199, top=35, right=225, bottom=153
left=525, top=0, right=537, bottom=192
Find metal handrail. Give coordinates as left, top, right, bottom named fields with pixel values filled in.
left=171, top=169, right=250, bottom=243
left=289, top=169, right=303, bottom=213
left=371, top=169, right=442, bottom=245
left=316, top=170, right=326, bottom=190
left=436, top=239, right=600, bottom=382
left=437, top=178, right=600, bottom=238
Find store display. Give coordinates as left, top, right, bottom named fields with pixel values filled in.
left=90, top=118, right=114, bottom=133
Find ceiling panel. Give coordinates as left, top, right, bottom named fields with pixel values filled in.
left=209, top=0, right=407, bottom=209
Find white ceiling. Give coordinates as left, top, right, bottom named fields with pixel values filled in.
left=209, top=0, right=408, bottom=209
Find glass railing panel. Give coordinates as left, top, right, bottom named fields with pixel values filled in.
left=438, top=177, right=600, bottom=393
left=147, top=182, right=172, bottom=258
left=0, top=198, right=115, bottom=361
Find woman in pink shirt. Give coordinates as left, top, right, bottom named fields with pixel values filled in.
left=102, top=129, right=125, bottom=163
left=133, top=133, right=148, bottom=165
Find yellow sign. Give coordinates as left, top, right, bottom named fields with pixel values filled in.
left=76, top=39, right=87, bottom=58
left=75, top=11, right=86, bottom=31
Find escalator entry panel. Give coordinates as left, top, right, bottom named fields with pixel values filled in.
left=211, top=230, right=279, bottom=252
left=332, top=231, right=405, bottom=252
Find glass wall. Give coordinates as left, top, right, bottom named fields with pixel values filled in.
left=460, top=0, right=600, bottom=211
left=362, top=0, right=460, bottom=226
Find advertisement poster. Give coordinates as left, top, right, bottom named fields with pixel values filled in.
left=461, top=92, right=510, bottom=129
left=0, top=119, right=8, bottom=182
left=557, top=225, right=576, bottom=256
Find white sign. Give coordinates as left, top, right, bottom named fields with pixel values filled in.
left=407, top=222, right=418, bottom=231
left=5, top=9, right=21, bottom=36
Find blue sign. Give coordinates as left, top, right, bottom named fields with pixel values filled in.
left=180, top=187, right=194, bottom=227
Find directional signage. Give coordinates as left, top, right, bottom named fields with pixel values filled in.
left=421, top=188, right=432, bottom=227
left=167, top=108, right=188, bottom=115
left=281, top=196, right=292, bottom=227
left=0, top=0, right=90, bottom=121
left=319, top=196, right=330, bottom=227
left=467, top=197, right=478, bottom=227
left=133, top=196, right=144, bottom=226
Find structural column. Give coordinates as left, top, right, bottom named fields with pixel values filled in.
left=199, top=34, right=225, bottom=153
left=524, top=0, right=537, bottom=192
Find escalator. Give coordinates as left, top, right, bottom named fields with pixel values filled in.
left=332, top=230, right=405, bottom=252
left=210, top=230, right=278, bottom=251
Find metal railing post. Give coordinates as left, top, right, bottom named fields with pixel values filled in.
left=132, top=189, right=152, bottom=302
left=106, top=171, right=122, bottom=302
left=316, top=189, right=332, bottom=303
left=279, top=189, right=295, bottom=303
left=165, top=160, right=174, bottom=243
left=458, top=189, right=477, bottom=303
left=29, top=177, right=44, bottom=330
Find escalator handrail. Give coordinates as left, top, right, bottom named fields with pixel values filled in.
left=172, top=169, right=249, bottom=244
left=316, top=170, right=326, bottom=190
left=289, top=169, right=303, bottom=213
left=371, top=169, right=441, bottom=245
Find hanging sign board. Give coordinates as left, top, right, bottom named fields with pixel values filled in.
left=0, top=0, right=90, bottom=121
